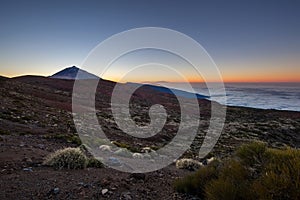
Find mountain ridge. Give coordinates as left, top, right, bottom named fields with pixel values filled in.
left=48, top=66, right=209, bottom=99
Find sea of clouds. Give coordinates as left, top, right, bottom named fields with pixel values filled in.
left=152, top=82, right=300, bottom=112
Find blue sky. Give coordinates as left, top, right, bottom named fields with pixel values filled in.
left=0, top=0, right=299, bottom=82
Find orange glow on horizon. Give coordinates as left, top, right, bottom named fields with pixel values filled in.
left=1, top=64, right=300, bottom=83
left=219, top=73, right=300, bottom=83
left=1, top=72, right=299, bottom=83
left=0, top=69, right=297, bottom=83
left=106, top=76, right=300, bottom=84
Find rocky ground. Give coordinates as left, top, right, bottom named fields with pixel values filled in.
left=0, top=75, right=299, bottom=199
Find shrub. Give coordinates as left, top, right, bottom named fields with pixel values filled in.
left=218, top=159, right=249, bottom=181
left=112, top=141, right=139, bottom=153
left=66, top=135, right=82, bottom=145
left=79, top=144, right=91, bottom=153
left=236, top=141, right=267, bottom=167
left=174, top=163, right=219, bottom=197
left=205, top=160, right=253, bottom=200
left=112, top=141, right=130, bottom=149
left=253, top=148, right=300, bottom=200
left=176, top=158, right=204, bottom=171
left=175, top=141, right=300, bottom=200
left=0, top=129, right=10, bottom=135
left=45, top=134, right=82, bottom=145
left=205, top=178, right=238, bottom=200
left=87, top=157, right=104, bottom=168
left=43, top=147, right=87, bottom=170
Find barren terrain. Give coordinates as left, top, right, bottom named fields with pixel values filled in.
left=0, top=76, right=299, bottom=199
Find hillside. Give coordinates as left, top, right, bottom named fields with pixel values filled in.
left=0, top=75, right=299, bottom=199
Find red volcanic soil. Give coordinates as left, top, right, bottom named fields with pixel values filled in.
left=0, top=76, right=300, bottom=199
left=0, top=76, right=201, bottom=199
left=0, top=133, right=192, bottom=199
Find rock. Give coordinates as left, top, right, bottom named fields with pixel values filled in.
left=22, top=167, right=33, bottom=172
left=141, top=147, right=152, bottom=153
left=176, top=158, right=203, bottom=171
left=78, top=182, right=91, bottom=188
left=99, top=145, right=112, bottom=152
left=121, top=192, right=132, bottom=200
left=101, top=188, right=108, bottom=195
left=37, top=144, right=45, bottom=149
left=53, top=187, right=60, bottom=195
left=114, top=149, right=132, bottom=158
left=206, top=157, right=216, bottom=165
left=132, top=153, right=143, bottom=159
left=78, top=182, right=84, bottom=186
left=107, top=157, right=122, bottom=166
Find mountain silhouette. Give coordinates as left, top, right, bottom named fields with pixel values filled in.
left=48, top=66, right=209, bottom=99
left=50, top=66, right=99, bottom=80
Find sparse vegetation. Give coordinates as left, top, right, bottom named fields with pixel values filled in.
left=149, top=145, right=160, bottom=151
left=66, top=135, right=82, bottom=145
left=87, top=157, right=104, bottom=168
left=44, top=134, right=82, bottom=145
left=1, top=63, right=300, bottom=199
left=44, top=146, right=104, bottom=170
left=83, top=137, right=107, bottom=148
left=19, top=131, right=33, bottom=136
left=43, top=147, right=87, bottom=170
left=114, top=148, right=132, bottom=157
left=175, top=141, right=300, bottom=200
left=174, top=162, right=219, bottom=198
left=0, top=129, right=10, bottom=135
left=253, top=148, right=300, bottom=199
left=175, top=158, right=203, bottom=171
left=205, top=159, right=254, bottom=200
left=236, top=140, right=267, bottom=168
left=112, top=141, right=139, bottom=153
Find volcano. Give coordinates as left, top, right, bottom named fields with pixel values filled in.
left=50, top=66, right=99, bottom=80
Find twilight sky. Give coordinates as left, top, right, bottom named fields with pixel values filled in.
left=0, top=0, right=299, bottom=82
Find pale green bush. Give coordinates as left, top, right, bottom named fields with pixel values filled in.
left=175, top=141, right=300, bottom=200
left=176, top=158, right=204, bottom=171
left=43, top=147, right=87, bottom=170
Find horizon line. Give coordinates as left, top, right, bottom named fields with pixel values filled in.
left=2, top=73, right=300, bottom=84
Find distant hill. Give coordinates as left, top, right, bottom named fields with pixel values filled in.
left=145, top=85, right=209, bottom=99
left=48, top=66, right=209, bottom=99
left=50, top=66, right=99, bottom=80
left=0, top=75, right=8, bottom=80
